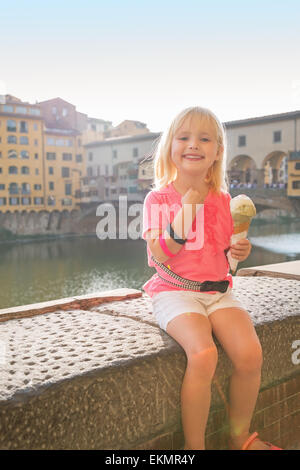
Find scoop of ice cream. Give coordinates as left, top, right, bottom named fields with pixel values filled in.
left=230, top=194, right=256, bottom=224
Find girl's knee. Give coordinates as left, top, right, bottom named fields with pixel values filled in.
left=233, top=341, right=263, bottom=373
left=186, top=344, right=218, bottom=379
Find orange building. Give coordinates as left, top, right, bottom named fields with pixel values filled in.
left=0, top=95, right=45, bottom=212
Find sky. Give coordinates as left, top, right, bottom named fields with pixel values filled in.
left=1, top=0, right=300, bottom=132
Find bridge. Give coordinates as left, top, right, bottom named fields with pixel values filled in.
left=77, top=187, right=300, bottom=221
left=229, top=187, right=300, bottom=215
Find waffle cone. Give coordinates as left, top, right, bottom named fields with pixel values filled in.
left=233, top=221, right=250, bottom=235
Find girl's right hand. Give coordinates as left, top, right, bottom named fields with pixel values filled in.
left=182, top=188, right=205, bottom=206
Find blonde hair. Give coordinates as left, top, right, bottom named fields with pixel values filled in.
left=152, top=106, right=229, bottom=194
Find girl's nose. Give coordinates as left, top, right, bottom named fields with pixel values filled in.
left=189, top=143, right=199, bottom=149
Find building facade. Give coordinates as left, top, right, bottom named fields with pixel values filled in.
left=82, top=132, right=160, bottom=202
left=0, top=96, right=45, bottom=212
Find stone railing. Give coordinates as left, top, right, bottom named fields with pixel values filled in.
left=0, top=277, right=299, bottom=450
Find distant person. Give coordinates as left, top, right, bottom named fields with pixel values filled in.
left=142, top=106, right=282, bottom=451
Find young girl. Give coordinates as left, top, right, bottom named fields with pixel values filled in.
left=142, top=106, right=282, bottom=451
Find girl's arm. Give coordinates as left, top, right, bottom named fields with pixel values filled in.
left=146, top=188, right=205, bottom=263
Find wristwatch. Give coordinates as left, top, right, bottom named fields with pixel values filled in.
left=166, top=222, right=187, bottom=245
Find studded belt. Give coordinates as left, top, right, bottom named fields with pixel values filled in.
left=151, top=256, right=230, bottom=293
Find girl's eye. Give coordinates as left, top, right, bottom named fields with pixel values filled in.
left=179, top=137, right=188, bottom=141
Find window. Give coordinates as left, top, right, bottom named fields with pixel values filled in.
left=238, top=135, right=246, bottom=147
left=76, top=154, right=82, bottom=162
left=0, top=184, right=5, bottom=190
left=0, top=168, right=2, bottom=173
left=49, top=182, right=54, bottom=190
left=48, top=167, right=54, bottom=175
left=33, top=123, right=38, bottom=130
left=34, top=197, right=43, bottom=204
left=66, top=139, right=72, bottom=147
left=0, top=198, right=7, bottom=205
left=21, top=150, right=29, bottom=159
left=62, top=108, right=68, bottom=117
left=87, top=167, right=93, bottom=177
left=30, top=109, right=41, bottom=116
left=7, top=135, right=17, bottom=144
left=63, top=153, right=72, bottom=161
left=47, top=137, right=55, bottom=145
left=35, top=168, right=39, bottom=175
left=292, top=180, right=300, bottom=189
left=88, top=152, right=93, bottom=161
left=52, top=107, right=57, bottom=115
left=21, top=166, right=30, bottom=175
left=9, top=166, right=18, bottom=174
left=9, top=183, right=19, bottom=194
left=56, top=139, right=64, bottom=146
left=34, top=153, right=38, bottom=159
left=62, top=198, right=72, bottom=206
left=8, top=149, right=17, bottom=158
left=20, top=136, right=29, bottom=145
left=48, top=196, right=56, bottom=206
left=113, top=150, right=117, bottom=159
left=34, top=139, right=38, bottom=146
left=65, top=183, right=72, bottom=195
left=21, top=197, right=31, bottom=205
left=273, top=131, right=281, bottom=143
left=3, top=105, right=13, bottom=113
left=7, top=119, right=16, bottom=132
left=20, top=121, right=28, bottom=133
left=21, top=183, right=30, bottom=194
left=133, top=147, right=138, bottom=157
left=62, top=167, right=70, bottom=177
left=295, top=163, right=300, bottom=170
left=46, top=152, right=56, bottom=160
left=16, top=106, right=27, bottom=114
left=34, top=184, right=42, bottom=190
left=9, top=197, right=19, bottom=206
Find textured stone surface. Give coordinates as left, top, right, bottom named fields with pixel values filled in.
left=0, top=277, right=299, bottom=449
left=237, top=260, right=300, bottom=281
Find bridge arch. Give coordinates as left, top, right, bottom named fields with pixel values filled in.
left=227, top=154, right=257, bottom=184
left=262, top=151, right=288, bottom=185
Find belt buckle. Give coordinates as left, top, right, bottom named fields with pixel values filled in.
left=200, top=280, right=229, bottom=293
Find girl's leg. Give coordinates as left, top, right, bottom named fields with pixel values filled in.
left=166, top=312, right=218, bottom=450
left=208, top=307, right=269, bottom=450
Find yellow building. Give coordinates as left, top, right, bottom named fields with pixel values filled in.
left=0, top=95, right=45, bottom=212
left=44, top=129, right=84, bottom=211
left=288, top=151, right=300, bottom=197
left=0, top=95, right=85, bottom=213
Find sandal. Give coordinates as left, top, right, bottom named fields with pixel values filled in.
left=229, top=431, right=283, bottom=450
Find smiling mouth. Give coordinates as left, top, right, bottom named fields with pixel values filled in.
left=182, top=155, right=205, bottom=161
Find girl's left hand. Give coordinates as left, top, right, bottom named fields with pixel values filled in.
left=230, top=238, right=252, bottom=261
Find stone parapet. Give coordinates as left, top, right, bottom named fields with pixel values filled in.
left=0, top=277, right=299, bottom=450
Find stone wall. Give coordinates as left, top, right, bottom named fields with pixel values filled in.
left=0, top=278, right=299, bottom=450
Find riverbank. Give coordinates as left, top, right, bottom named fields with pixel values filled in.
left=0, top=229, right=97, bottom=245
left=1, top=213, right=300, bottom=245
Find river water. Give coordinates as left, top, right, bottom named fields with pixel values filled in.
left=1, top=220, right=300, bottom=309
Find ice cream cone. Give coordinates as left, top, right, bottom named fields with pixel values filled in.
left=227, top=195, right=256, bottom=273
left=233, top=221, right=250, bottom=235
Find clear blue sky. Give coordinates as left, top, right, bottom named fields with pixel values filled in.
left=1, top=0, right=300, bottom=131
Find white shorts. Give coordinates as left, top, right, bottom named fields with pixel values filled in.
left=152, top=287, right=245, bottom=332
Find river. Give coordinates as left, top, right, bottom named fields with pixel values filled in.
left=1, top=220, right=300, bottom=309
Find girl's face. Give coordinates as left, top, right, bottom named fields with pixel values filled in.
left=171, top=115, right=222, bottom=177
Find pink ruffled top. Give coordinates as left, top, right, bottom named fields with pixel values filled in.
left=142, top=182, right=234, bottom=297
